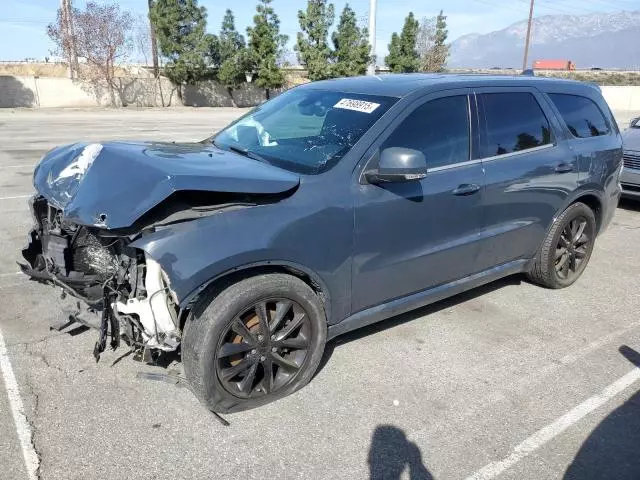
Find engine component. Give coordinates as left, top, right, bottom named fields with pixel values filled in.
left=114, top=257, right=181, bottom=351
left=72, top=228, right=118, bottom=282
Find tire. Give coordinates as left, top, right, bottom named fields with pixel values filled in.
left=182, top=273, right=327, bottom=413
left=527, top=202, right=597, bottom=289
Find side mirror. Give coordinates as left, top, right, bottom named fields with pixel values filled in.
left=364, top=147, right=428, bottom=184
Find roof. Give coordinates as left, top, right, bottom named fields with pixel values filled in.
left=300, top=73, right=596, bottom=98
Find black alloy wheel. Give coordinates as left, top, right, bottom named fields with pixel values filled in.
left=183, top=274, right=326, bottom=413
left=215, top=298, right=311, bottom=399
left=527, top=201, right=597, bottom=289
left=554, top=216, right=591, bottom=281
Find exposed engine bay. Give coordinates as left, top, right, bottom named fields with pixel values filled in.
left=20, top=196, right=181, bottom=361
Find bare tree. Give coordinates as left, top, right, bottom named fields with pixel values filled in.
left=417, top=12, right=449, bottom=72
left=48, top=2, right=134, bottom=105
left=134, top=14, right=151, bottom=66
left=416, top=16, right=435, bottom=62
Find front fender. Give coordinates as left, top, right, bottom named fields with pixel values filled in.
left=129, top=200, right=353, bottom=324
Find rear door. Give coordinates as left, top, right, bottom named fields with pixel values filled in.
left=474, top=88, right=579, bottom=270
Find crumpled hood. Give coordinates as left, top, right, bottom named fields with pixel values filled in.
left=33, top=141, right=300, bottom=229
left=623, top=127, right=640, bottom=153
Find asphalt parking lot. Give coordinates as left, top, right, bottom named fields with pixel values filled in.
left=1, top=107, right=639, bottom=480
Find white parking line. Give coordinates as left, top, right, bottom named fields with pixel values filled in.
left=0, top=272, right=21, bottom=277
left=0, top=195, right=31, bottom=201
left=0, top=326, right=39, bottom=480
left=4, top=165, right=35, bottom=169
left=464, top=367, right=640, bottom=480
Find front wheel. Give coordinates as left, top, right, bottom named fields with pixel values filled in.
left=527, top=202, right=597, bottom=289
left=182, top=274, right=327, bottom=413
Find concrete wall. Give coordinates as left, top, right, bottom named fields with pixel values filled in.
left=0, top=75, right=182, bottom=108
left=0, top=75, right=277, bottom=108
left=600, top=86, right=640, bottom=112
left=182, top=82, right=283, bottom=107
left=3, top=75, right=640, bottom=110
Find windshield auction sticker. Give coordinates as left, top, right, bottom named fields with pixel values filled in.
left=334, top=98, right=381, bottom=114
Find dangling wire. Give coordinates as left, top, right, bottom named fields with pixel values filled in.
left=93, top=277, right=119, bottom=362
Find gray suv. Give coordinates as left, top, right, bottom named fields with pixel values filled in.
left=622, top=116, right=640, bottom=199
left=20, top=74, right=622, bottom=413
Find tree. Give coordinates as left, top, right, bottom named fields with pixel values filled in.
left=219, top=9, right=245, bottom=64
left=246, top=0, right=288, bottom=98
left=432, top=11, right=449, bottom=72
left=416, top=12, right=449, bottom=72
left=385, top=33, right=401, bottom=72
left=134, top=13, right=152, bottom=66
left=47, top=2, right=134, bottom=105
left=332, top=4, right=371, bottom=77
left=384, top=12, right=419, bottom=73
left=150, top=0, right=218, bottom=89
left=217, top=10, right=248, bottom=106
left=295, top=0, right=335, bottom=81
left=416, top=16, right=435, bottom=65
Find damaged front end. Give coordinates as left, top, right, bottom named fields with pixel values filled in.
left=20, top=139, right=300, bottom=362
left=20, top=196, right=181, bottom=361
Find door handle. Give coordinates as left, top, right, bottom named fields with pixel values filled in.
left=555, top=163, right=573, bottom=173
left=452, top=183, right=481, bottom=196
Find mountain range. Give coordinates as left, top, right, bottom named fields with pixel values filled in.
left=448, top=10, right=640, bottom=69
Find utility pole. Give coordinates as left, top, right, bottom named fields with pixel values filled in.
left=522, top=0, right=535, bottom=71
left=366, top=0, right=377, bottom=75
left=148, top=0, right=159, bottom=78
left=61, top=0, right=78, bottom=78
left=60, top=0, right=71, bottom=78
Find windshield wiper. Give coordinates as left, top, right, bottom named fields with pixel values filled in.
left=227, top=144, right=250, bottom=156
left=224, top=144, right=271, bottom=165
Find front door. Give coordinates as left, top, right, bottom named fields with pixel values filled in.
left=351, top=91, right=485, bottom=313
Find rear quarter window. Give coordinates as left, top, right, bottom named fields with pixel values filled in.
left=548, top=93, right=611, bottom=138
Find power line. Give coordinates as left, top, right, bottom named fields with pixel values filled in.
left=0, top=20, right=50, bottom=25
left=519, top=0, right=599, bottom=16
left=472, top=0, right=530, bottom=14
left=581, top=0, right=637, bottom=9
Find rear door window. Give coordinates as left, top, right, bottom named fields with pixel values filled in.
left=548, top=93, right=610, bottom=138
left=478, top=92, right=552, bottom=158
left=381, top=95, right=470, bottom=169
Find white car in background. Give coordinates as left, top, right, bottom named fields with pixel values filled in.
left=622, top=117, right=640, bottom=199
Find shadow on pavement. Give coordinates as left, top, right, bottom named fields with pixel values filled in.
left=564, top=345, right=640, bottom=480
left=368, top=425, right=433, bottom=480
left=618, top=198, right=640, bottom=212
left=315, top=275, right=522, bottom=377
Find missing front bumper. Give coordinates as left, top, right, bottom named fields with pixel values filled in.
left=20, top=196, right=181, bottom=360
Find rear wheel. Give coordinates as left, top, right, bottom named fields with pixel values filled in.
left=182, top=274, right=327, bottom=413
left=527, top=202, right=596, bottom=289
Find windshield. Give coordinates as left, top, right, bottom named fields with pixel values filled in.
left=213, top=88, right=397, bottom=174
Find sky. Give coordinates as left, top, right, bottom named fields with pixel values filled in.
left=0, top=0, right=637, bottom=62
